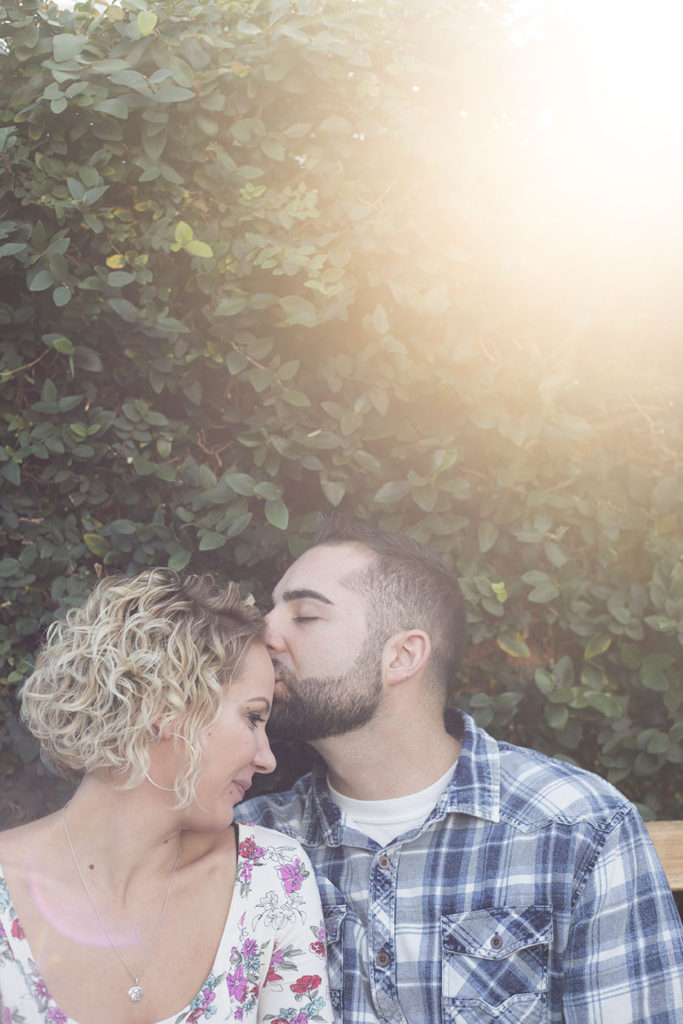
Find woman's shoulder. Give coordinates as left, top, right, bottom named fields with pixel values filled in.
left=235, top=820, right=316, bottom=879
left=0, top=814, right=56, bottom=866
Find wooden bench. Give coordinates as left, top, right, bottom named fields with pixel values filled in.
left=646, top=821, right=683, bottom=892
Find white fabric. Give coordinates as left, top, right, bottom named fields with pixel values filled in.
left=327, top=761, right=457, bottom=845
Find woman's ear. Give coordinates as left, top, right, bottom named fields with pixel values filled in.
left=383, top=630, right=431, bottom=685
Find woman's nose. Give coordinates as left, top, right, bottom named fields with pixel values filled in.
left=253, top=733, right=276, bottom=775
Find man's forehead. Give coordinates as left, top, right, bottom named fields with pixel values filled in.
left=273, top=542, right=373, bottom=602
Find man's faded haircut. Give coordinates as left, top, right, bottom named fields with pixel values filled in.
left=310, top=514, right=467, bottom=694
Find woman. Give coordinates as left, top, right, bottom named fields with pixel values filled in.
left=0, top=569, right=335, bottom=1024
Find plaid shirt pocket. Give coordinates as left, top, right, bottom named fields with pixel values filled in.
left=441, top=905, right=552, bottom=1023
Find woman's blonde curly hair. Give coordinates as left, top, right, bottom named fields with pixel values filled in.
left=20, top=568, right=265, bottom=808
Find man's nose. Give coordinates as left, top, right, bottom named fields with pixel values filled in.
left=264, top=609, right=285, bottom=653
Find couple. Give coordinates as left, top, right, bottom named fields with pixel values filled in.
left=1, top=516, right=682, bottom=1022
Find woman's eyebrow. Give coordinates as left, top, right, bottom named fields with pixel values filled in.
left=280, top=588, right=334, bottom=605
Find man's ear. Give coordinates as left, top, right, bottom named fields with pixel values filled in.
left=383, top=630, right=431, bottom=685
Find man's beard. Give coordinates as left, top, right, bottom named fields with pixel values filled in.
left=268, top=640, right=384, bottom=742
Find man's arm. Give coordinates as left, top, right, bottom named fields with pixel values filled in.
left=563, top=805, right=683, bottom=1023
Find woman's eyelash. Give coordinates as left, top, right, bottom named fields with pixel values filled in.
left=293, top=615, right=318, bottom=622
left=248, top=712, right=264, bottom=725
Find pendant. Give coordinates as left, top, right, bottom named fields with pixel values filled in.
left=128, top=985, right=144, bottom=1002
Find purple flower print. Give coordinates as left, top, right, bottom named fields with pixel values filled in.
left=227, top=964, right=249, bottom=1003
left=239, top=861, right=253, bottom=885
left=266, top=945, right=285, bottom=983
left=277, top=858, right=305, bottom=894
left=47, top=1009, right=68, bottom=1023
left=241, top=938, right=258, bottom=958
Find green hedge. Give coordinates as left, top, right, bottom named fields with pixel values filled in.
left=1, top=0, right=682, bottom=823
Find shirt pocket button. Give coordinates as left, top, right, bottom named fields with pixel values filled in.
left=491, top=933, right=503, bottom=949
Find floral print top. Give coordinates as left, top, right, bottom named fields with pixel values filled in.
left=0, top=823, right=336, bottom=1024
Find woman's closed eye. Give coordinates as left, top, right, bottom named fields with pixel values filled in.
left=247, top=711, right=266, bottom=727
left=293, top=615, right=319, bottom=623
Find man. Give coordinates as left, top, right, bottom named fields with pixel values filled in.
left=236, top=515, right=683, bottom=1023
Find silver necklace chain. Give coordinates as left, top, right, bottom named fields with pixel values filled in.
left=61, top=809, right=182, bottom=1004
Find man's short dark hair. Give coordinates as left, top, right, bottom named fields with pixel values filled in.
left=310, top=514, right=467, bottom=695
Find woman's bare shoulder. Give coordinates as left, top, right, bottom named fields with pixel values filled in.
left=0, top=812, right=61, bottom=870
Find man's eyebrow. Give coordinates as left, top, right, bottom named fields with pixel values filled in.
left=279, top=588, right=334, bottom=606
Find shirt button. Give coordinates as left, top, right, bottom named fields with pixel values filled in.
left=377, top=854, right=391, bottom=869
left=491, top=934, right=503, bottom=949
left=376, top=951, right=391, bottom=968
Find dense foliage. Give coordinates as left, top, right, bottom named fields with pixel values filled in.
left=1, top=0, right=682, bottom=824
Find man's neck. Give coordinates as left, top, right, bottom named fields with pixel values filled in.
left=313, top=718, right=461, bottom=801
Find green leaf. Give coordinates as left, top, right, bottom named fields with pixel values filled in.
left=478, top=521, right=499, bottom=553
left=227, top=472, right=255, bottom=496
left=528, top=582, right=560, bottom=603
left=640, top=664, right=669, bottom=691
left=168, top=549, right=192, bottom=571
left=185, top=239, right=214, bottom=258
left=83, top=533, right=111, bottom=557
left=497, top=633, right=531, bottom=658
left=0, top=462, right=20, bottom=486
left=584, top=633, right=612, bottom=660
left=137, top=11, right=158, bottom=35
left=27, top=268, right=53, bottom=292
left=226, top=512, right=252, bottom=538
left=280, top=389, right=311, bottom=407
left=175, top=221, right=194, bottom=246
left=110, top=519, right=136, bottom=534
left=52, top=337, right=75, bottom=355
left=53, top=33, right=86, bottom=62
left=265, top=499, right=289, bottom=529
left=321, top=480, right=345, bottom=506
left=280, top=295, right=319, bottom=327
left=545, top=703, right=569, bottom=730
left=199, top=531, right=227, bottom=551
left=375, top=480, right=412, bottom=503
left=92, top=98, right=130, bottom=120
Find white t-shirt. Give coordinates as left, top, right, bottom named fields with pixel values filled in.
left=328, top=761, right=458, bottom=846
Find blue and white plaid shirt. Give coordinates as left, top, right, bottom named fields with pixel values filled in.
left=237, top=709, right=683, bottom=1023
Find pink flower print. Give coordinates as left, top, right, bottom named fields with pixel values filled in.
left=239, top=861, right=253, bottom=884
left=277, top=858, right=305, bottom=893
left=227, top=964, right=249, bottom=1003
left=310, top=939, right=326, bottom=959
left=241, top=938, right=258, bottom=958
left=234, top=1009, right=243, bottom=1021
left=11, top=918, right=24, bottom=940
left=290, top=974, right=321, bottom=995
left=239, top=836, right=257, bottom=859
left=290, top=1013, right=309, bottom=1024
left=35, top=979, right=50, bottom=999
left=2, top=1009, right=12, bottom=1024
left=47, top=1009, right=67, bottom=1023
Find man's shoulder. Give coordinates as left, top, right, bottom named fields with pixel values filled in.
left=496, top=739, right=633, bottom=831
left=235, top=773, right=314, bottom=840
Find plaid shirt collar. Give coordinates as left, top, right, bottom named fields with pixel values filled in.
left=298, top=708, right=501, bottom=847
